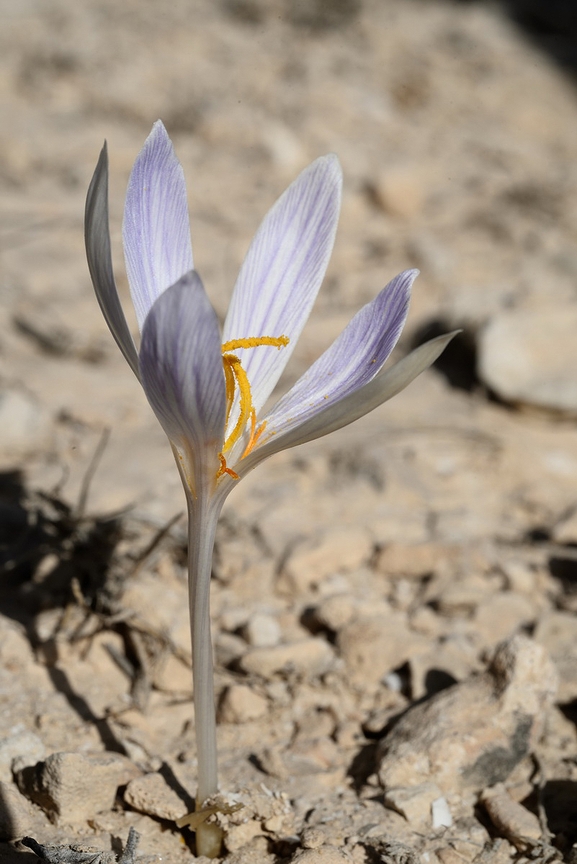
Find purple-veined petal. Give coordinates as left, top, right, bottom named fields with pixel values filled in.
left=85, top=142, right=140, bottom=377
left=123, top=120, right=194, bottom=331
left=261, top=269, right=416, bottom=437
left=222, top=154, right=342, bottom=416
left=139, top=271, right=226, bottom=489
left=239, top=331, right=459, bottom=475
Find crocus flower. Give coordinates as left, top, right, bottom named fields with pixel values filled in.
left=85, top=120, right=454, bottom=857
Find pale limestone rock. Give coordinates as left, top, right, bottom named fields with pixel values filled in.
left=265, top=680, right=291, bottom=706
left=409, top=606, right=444, bottom=638
left=0, top=730, right=45, bottom=783
left=473, top=592, right=536, bottom=646
left=479, top=305, right=577, bottom=413
left=407, top=234, right=453, bottom=290
left=390, top=578, right=418, bottom=612
left=294, top=706, right=335, bottom=741
left=334, top=720, right=363, bottom=749
left=243, top=613, right=281, bottom=648
left=226, top=836, right=275, bottom=864
left=285, top=736, right=340, bottom=775
left=213, top=538, right=275, bottom=588
left=375, top=543, right=458, bottom=580
left=481, top=783, right=541, bottom=849
left=408, top=637, right=480, bottom=699
left=500, top=559, right=537, bottom=594
left=534, top=611, right=577, bottom=701
left=338, top=614, right=428, bottom=686
left=352, top=597, right=393, bottom=622
left=0, top=780, right=47, bottom=840
left=124, top=772, right=187, bottom=821
left=369, top=509, right=430, bottom=547
left=362, top=836, right=421, bottom=864
left=370, top=166, right=426, bottom=220
left=436, top=575, right=493, bottom=615
left=260, top=120, right=306, bottom=170
left=16, top=751, right=139, bottom=824
left=313, top=593, right=356, bottom=632
left=263, top=813, right=286, bottom=832
left=377, top=636, right=557, bottom=797
left=13, top=299, right=109, bottom=363
left=220, top=606, right=250, bottom=632
left=384, top=782, right=444, bottom=827
left=282, top=528, right=373, bottom=593
left=216, top=785, right=294, bottom=853
left=302, top=827, right=327, bottom=849
left=152, top=653, right=193, bottom=695
left=216, top=631, right=248, bottom=666
left=431, top=796, right=452, bottom=829
left=225, top=819, right=263, bottom=852
left=0, top=387, right=52, bottom=458
left=121, top=570, right=190, bottom=657
left=291, top=847, right=350, bottom=864
left=436, top=848, right=464, bottom=864
left=218, top=684, right=269, bottom=723
left=257, top=748, right=289, bottom=779
left=0, top=618, right=36, bottom=671
left=240, top=638, right=334, bottom=680
left=553, top=510, right=577, bottom=543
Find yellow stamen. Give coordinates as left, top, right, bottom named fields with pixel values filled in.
left=221, top=355, right=252, bottom=453
left=221, top=336, right=289, bottom=353
left=217, top=334, right=289, bottom=477
left=242, top=410, right=267, bottom=458
left=216, top=453, right=239, bottom=480
left=222, top=354, right=238, bottom=426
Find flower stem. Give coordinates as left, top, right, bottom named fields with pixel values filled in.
left=186, top=491, right=224, bottom=858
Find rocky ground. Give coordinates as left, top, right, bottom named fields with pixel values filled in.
left=2, top=0, right=577, bottom=861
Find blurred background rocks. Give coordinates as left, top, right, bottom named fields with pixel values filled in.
left=2, top=0, right=577, bottom=861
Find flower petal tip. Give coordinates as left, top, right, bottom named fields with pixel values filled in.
left=85, top=139, right=140, bottom=378
left=320, top=152, right=342, bottom=172
left=147, top=119, right=173, bottom=150
left=123, top=116, right=194, bottom=330
left=313, top=153, right=343, bottom=189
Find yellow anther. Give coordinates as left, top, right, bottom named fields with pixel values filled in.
left=221, top=336, right=289, bottom=353
left=217, top=334, right=289, bottom=477
left=221, top=355, right=252, bottom=454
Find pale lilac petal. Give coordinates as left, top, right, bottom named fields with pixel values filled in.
left=139, top=271, right=226, bottom=480
left=239, top=332, right=459, bottom=474
left=123, top=121, right=194, bottom=331
left=85, top=142, right=140, bottom=377
left=222, top=155, right=342, bottom=415
left=262, top=269, right=416, bottom=436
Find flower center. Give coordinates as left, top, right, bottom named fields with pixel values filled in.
left=217, top=336, right=289, bottom=480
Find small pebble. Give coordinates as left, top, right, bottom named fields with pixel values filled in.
left=481, top=783, right=542, bottom=849
left=431, top=796, right=452, bottom=829
left=240, top=638, right=334, bottom=680
left=218, top=684, right=269, bottom=723
left=302, top=827, right=326, bottom=849
left=291, top=846, right=349, bottom=864
left=243, top=613, right=281, bottom=648
left=124, top=772, right=187, bottom=821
